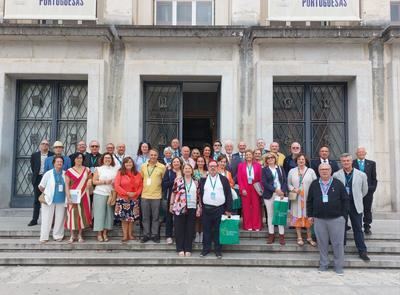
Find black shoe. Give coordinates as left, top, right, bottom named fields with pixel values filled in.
left=28, top=220, right=38, bottom=226
left=346, top=225, right=351, bottom=231
left=364, top=228, right=372, bottom=235
left=215, top=252, right=222, bottom=259
left=359, top=252, right=370, bottom=262
left=152, top=236, right=160, bottom=243
left=140, top=236, right=150, bottom=243
left=200, top=251, right=209, bottom=257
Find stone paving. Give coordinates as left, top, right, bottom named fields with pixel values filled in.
left=0, top=266, right=398, bottom=295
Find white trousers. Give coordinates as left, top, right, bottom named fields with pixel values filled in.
left=40, top=203, right=65, bottom=241
left=264, top=198, right=285, bottom=235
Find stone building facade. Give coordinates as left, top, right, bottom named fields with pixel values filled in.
left=0, top=0, right=398, bottom=213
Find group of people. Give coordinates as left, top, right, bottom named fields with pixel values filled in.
left=29, top=137, right=377, bottom=274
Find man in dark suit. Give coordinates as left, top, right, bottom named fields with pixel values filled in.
left=311, top=146, right=339, bottom=178
left=353, top=147, right=378, bottom=235
left=231, top=141, right=247, bottom=183
left=29, top=139, right=54, bottom=226
left=283, top=142, right=301, bottom=175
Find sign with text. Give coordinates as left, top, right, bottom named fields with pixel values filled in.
left=4, top=0, right=97, bottom=20
left=268, top=0, right=360, bottom=21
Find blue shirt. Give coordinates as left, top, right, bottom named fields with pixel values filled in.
left=52, top=169, right=65, bottom=204
left=44, top=156, right=71, bottom=173
left=135, top=155, right=149, bottom=171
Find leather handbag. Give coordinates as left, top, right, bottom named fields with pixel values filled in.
left=107, top=190, right=117, bottom=206
left=288, top=191, right=297, bottom=201
left=38, top=193, right=47, bottom=205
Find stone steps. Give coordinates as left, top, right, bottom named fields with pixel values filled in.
left=0, top=238, right=399, bottom=254
left=0, top=251, right=398, bottom=268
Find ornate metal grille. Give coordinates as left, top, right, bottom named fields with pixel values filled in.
left=273, top=83, right=347, bottom=160
left=13, top=81, right=87, bottom=206
left=144, top=84, right=182, bottom=153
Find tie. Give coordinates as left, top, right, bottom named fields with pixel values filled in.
left=228, top=154, right=232, bottom=163
left=324, top=160, right=327, bottom=163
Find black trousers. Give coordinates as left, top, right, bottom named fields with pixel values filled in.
left=345, top=201, right=367, bottom=254
left=363, top=191, right=374, bottom=230
left=31, top=176, right=43, bottom=222
left=202, top=205, right=225, bottom=253
left=174, top=209, right=196, bottom=252
left=165, top=194, right=174, bottom=238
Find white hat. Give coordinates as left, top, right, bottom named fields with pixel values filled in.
left=53, top=141, right=64, bottom=148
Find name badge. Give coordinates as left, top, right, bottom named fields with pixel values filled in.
left=58, top=185, right=64, bottom=192
left=211, top=192, right=216, bottom=200
left=322, top=194, right=328, bottom=203
left=186, top=194, right=192, bottom=200
left=345, top=187, right=350, bottom=195
left=146, top=178, right=152, bottom=186
left=90, top=167, right=96, bottom=173
left=248, top=177, right=253, bottom=184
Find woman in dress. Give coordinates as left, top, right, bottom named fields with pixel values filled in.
left=287, top=153, right=317, bottom=246
left=114, top=157, right=143, bottom=242
left=237, top=149, right=263, bottom=231
left=202, top=144, right=212, bottom=166
left=261, top=152, right=288, bottom=245
left=65, top=152, right=92, bottom=243
left=92, top=152, right=118, bottom=242
left=38, top=155, right=66, bottom=243
left=162, top=157, right=183, bottom=244
left=170, top=164, right=201, bottom=257
left=134, top=141, right=152, bottom=171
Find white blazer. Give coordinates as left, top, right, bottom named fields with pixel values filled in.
left=39, top=169, right=66, bottom=206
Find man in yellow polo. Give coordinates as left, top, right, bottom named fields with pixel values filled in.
left=140, top=149, right=166, bottom=243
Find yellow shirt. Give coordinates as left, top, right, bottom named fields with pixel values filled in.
left=277, top=152, right=285, bottom=167
left=141, top=162, right=166, bottom=199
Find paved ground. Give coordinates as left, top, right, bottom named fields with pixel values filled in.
left=0, top=266, right=398, bottom=295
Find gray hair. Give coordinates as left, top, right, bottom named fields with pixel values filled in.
left=340, top=153, right=353, bottom=160
left=318, top=162, right=332, bottom=170
left=163, top=146, right=173, bottom=154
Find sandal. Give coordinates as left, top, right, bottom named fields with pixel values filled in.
left=40, top=240, right=48, bottom=244
left=178, top=251, right=185, bottom=257
left=128, top=236, right=135, bottom=241
left=297, top=238, right=304, bottom=246
left=97, top=235, right=104, bottom=242
left=185, top=252, right=192, bottom=257
left=307, top=238, right=317, bottom=247
left=68, top=236, right=75, bottom=244
left=103, top=234, right=109, bottom=242
left=78, top=235, right=84, bottom=243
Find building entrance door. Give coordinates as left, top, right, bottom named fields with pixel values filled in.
left=143, top=81, right=219, bottom=152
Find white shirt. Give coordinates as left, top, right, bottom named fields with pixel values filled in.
left=320, top=158, right=329, bottom=164
left=93, top=165, right=118, bottom=196
left=246, top=164, right=254, bottom=180
left=185, top=179, right=197, bottom=209
left=114, top=154, right=130, bottom=169
left=203, top=174, right=225, bottom=206
left=269, top=166, right=281, bottom=190
left=39, top=153, right=48, bottom=175
left=39, top=169, right=66, bottom=206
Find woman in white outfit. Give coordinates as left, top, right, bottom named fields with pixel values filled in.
left=38, top=155, right=66, bottom=243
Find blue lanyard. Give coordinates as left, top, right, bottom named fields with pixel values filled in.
left=319, top=178, right=333, bottom=195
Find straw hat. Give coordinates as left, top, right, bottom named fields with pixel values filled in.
left=53, top=141, right=64, bottom=148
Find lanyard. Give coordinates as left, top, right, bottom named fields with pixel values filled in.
left=345, top=171, right=353, bottom=187
left=247, top=164, right=253, bottom=176
left=90, top=155, right=98, bottom=166
left=184, top=178, right=193, bottom=193
left=53, top=169, right=63, bottom=184
left=147, top=164, right=156, bottom=178
left=115, top=155, right=123, bottom=165
left=208, top=175, right=218, bottom=191
left=319, top=178, right=333, bottom=195
left=298, top=167, right=308, bottom=188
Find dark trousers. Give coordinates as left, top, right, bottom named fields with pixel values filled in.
left=363, top=191, right=374, bottom=230
left=165, top=194, right=174, bottom=238
left=346, top=200, right=367, bottom=254
left=31, top=176, right=43, bottom=222
left=202, top=205, right=225, bottom=253
left=174, top=209, right=196, bottom=252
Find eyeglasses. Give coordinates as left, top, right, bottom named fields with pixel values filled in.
left=91, top=145, right=99, bottom=148
left=213, top=144, right=221, bottom=147
left=266, top=157, right=274, bottom=160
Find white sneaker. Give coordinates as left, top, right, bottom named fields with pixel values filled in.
left=166, top=237, right=173, bottom=245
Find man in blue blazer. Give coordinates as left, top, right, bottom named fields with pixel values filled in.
left=311, top=146, right=339, bottom=177
left=353, top=147, right=378, bottom=235
left=231, top=141, right=247, bottom=183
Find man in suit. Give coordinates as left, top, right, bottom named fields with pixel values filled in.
left=212, top=140, right=224, bottom=160
left=333, top=153, right=370, bottom=262
left=353, top=147, right=378, bottom=235
left=283, top=142, right=301, bottom=175
left=69, top=140, right=87, bottom=163
left=223, top=140, right=234, bottom=172
left=170, top=138, right=181, bottom=158
left=28, top=139, right=54, bottom=226
left=311, top=146, right=339, bottom=178
left=231, top=141, right=247, bottom=182
left=256, top=138, right=269, bottom=155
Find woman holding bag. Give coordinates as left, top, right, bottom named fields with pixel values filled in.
left=237, top=149, right=262, bottom=231
left=170, top=164, right=201, bottom=257
left=92, top=152, right=118, bottom=242
left=287, top=153, right=317, bottom=246
left=114, top=157, right=143, bottom=242
left=38, top=155, right=66, bottom=243
left=261, top=153, right=288, bottom=245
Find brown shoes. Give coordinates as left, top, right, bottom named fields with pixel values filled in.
left=279, top=234, right=286, bottom=246
left=267, top=234, right=275, bottom=244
